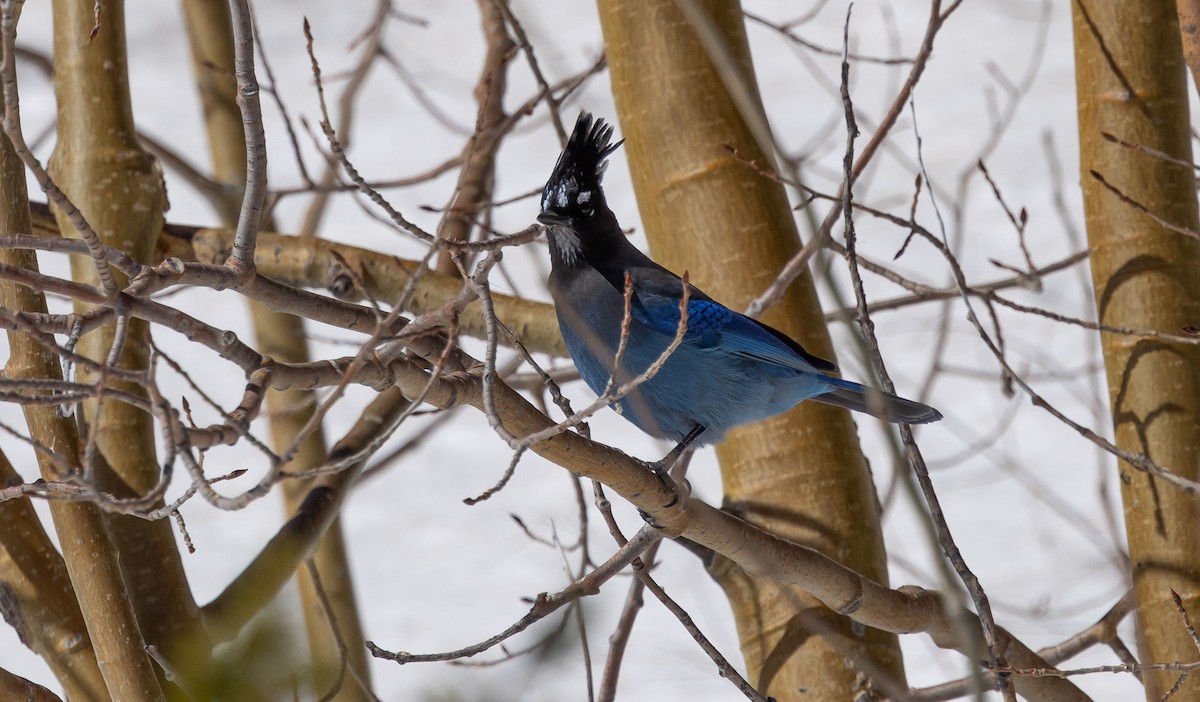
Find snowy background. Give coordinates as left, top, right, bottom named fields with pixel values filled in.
left=0, top=0, right=1147, bottom=699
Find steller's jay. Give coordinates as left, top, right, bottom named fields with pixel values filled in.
left=537, top=113, right=941, bottom=469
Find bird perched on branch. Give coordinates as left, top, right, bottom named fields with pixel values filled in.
left=537, top=113, right=941, bottom=470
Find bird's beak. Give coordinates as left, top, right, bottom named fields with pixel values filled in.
left=537, top=212, right=569, bottom=227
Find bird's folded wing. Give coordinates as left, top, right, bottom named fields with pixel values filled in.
left=628, top=282, right=835, bottom=374
left=624, top=267, right=837, bottom=373
left=623, top=267, right=718, bottom=339
left=704, top=311, right=835, bottom=373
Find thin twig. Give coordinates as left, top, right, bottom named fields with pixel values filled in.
left=839, top=17, right=1011, bottom=698
left=748, top=0, right=960, bottom=318
left=366, top=527, right=661, bottom=664
left=225, top=0, right=268, bottom=273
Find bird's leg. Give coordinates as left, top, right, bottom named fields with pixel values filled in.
left=647, top=424, right=706, bottom=477
left=638, top=425, right=703, bottom=527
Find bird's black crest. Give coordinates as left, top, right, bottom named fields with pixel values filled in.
left=541, top=113, right=623, bottom=218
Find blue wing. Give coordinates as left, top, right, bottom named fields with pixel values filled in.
left=626, top=268, right=836, bottom=374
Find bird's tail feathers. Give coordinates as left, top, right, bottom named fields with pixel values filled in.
left=814, top=377, right=942, bottom=424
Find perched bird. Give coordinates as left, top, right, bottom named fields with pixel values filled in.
left=537, top=113, right=940, bottom=467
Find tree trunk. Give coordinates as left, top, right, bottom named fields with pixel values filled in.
left=47, top=0, right=208, bottom=695
left=1072, top=0, right=1200, bottom=698
left=1, top=14, right=154, bottom=696
left=0, top=452, right=108, bottom=700
left=596, top=1, right=905, bottom=697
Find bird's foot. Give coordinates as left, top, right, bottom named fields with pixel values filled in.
left=648, top=426, right=704, bottom=478
left=636, top=427, right=704, bottom=528
left=643, top=456, right=674, bottom=480
left=637, top=507, right=666, bottom=529
left=637, top=457, right=679, bottom=505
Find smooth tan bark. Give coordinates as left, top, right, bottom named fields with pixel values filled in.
left=0, top=452, right=108, bottom=700
left=1072, top=0, right=1200, bottom=698
left=1, top=31, right=156, bottom=696
left=47, top=0, right=207, bottom=695
left=595, top=0, right=903, bottom=697
left=1177, top=0, right=1200, bottom=97
left=0, top=52, right=109, bottom=698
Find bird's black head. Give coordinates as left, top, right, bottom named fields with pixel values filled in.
left=538, top=113, right=622, bottom=227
